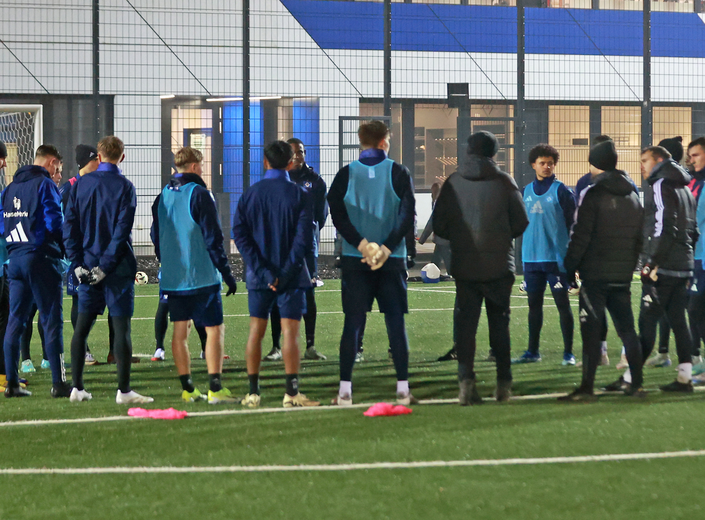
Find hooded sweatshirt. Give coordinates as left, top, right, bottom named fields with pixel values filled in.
left=564, top=169, right=643, bottom=283
left=1, top=165, right=63, bottom=259
left=642, top=159, right=698, bottom=277
left=433, top=154, right=528, bottom=282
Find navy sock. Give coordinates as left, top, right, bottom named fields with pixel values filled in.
left=385, top=313, right=409, bottom=381
left=209, top=373, right=223, bottom=393
left=248, top=374, right=260, bottom=395
left=285, top=374, right=298, bottom=396
left=340, top=313, right=366, bottom=381
left=179, top=374, right=195, bottom=392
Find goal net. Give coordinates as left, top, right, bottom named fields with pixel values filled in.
left=0, top=105, right=43, bottom=189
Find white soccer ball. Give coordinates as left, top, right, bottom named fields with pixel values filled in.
left=135, top=271, right=149, bottom=285
left=568, top=278, right=581, bottom=296
left=421, top=263, right=441, bottom=283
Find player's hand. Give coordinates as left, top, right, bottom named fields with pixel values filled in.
left=357, top=239, right=381, bottom=266
left=268, top=278, right=279, bottom=292
left=641, top=264, right=658, bottom=284
left=406, top=255, right=415, bottom=269
left=89, top=266, right=106, bottom=285
left=370, top=245, right=392, bottom=271
left=74, top=266, right=92, bottom=284
left=225, top=281, right=237, bottom=296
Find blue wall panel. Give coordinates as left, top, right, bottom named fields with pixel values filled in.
left=280, top=0, right=705, bottom=58
left=292, top=99, right=320, bottom=174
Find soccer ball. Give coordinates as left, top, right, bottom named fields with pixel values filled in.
left=135, top=271, right=149, bottom=285
left=420, top=263, right=441, bottom=283
left=568, top=278, right=581, bottom=296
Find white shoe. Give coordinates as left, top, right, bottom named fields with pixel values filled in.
left=645, top=353, right=671, bottom=368
left=616, top=353, right=629, bottom=369
left=84, top=352, right=98, bottom=365
left=151, top=348, right=165, bottom=361
left=116, top=390, right=154, bottom=404
left=599, top=353, right=610, bottom=366
left=396, top=392, right=419, bottom=406
left=240, top=393, right=261, bottom=408
left=331, top=394, right=352, bottom=406
left=693, top=355, right=703, bottom=366
left=70, top=388, right=93, bottom=402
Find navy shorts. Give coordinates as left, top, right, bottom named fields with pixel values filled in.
left=168, top=290, right=223, bottom=327
left=341, top=269, right=408, bottom=315
left=524, top=270, right=569, bottom=294
left=78, top=273, right=134, bottom=317
left=249, top=288, right=306, bottom=320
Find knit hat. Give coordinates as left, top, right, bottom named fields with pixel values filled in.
left=658, top=136, right=683, bottom=163
left=75, top=144, right=98, bottom=169
left=588, top=140, right=618, bottom=171
left=0, top=141, right=6, bottom=159
left=466, top=131, right=499, bottom=158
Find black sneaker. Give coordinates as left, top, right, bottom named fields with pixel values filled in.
left=438, top=348, right=458, bottom=362
left=5, top=384, right=31, bottom=398
left=263, top=347, right=282, bottom=361
left=50, top=382, right=72, bottom=398
left=660, top=380, right=694, bottom=393
left=623, top=385, right=648, bottom=398
left=557, top=388, right=597, bottom=402
left=495, top=380, right=512, bottom=402
left=458, top=379, right=482, bottom=406
left=602, top=376, right=627, bottom=392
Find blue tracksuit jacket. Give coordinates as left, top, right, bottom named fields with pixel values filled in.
left=63, top=162, right=137, bottom=276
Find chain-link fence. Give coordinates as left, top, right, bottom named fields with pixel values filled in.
left=1, top=0, right=703, bottom=255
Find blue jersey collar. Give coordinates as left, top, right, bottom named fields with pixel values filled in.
left=359, top=148, right=387, bottom=161
left=264, top=169, right=290, bottom=181
left=96, top=162, right=122, bottom=175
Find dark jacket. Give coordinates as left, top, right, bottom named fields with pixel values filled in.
left=63, top=162, right=137, bottom=277
left=433, top=155, right=528, bottom=282
left=642, top=159, right=698, bottom=277
left=232, top=169, right=312, bottom=291
left=289, top=163, right=328, bottom=230
left=0, top=165, right=63, bottom=259
left=151, top=173, right=237, bottom=291
left=564, top=170, right=643, bottom=283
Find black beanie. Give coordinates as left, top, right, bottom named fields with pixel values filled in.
left=75, top=144, right=98, bottom=170
left=588, top=140, right=618, bottom=171
left=658, top=136, right=683, bottom=163
left=467, top=131, right=499, bottom=158
left=0, top=141, right=6, bottom=159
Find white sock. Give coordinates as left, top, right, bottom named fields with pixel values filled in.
left=677, top=363, right=693, bottom=383
left=600, top=342, right=608, bottom=355
left=623, top=369, right=632, bottom=384
left=621, top=346, right=626, bottom=355
left=339, top=381, right=352, bottom=397
left=397, top=380, right=409, bottom=395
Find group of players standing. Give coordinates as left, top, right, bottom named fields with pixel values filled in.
left=1, top=119, right=702, bottom=407
left=432, top=130, right=705, bottom=403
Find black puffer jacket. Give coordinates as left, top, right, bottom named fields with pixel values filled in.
left=642, top=159, right=698, bottom=277
left=433, top=155, right=528, bottom=282
left=564, top=170, right=643, bottom=283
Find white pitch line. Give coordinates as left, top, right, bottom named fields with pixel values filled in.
left=2, top=449, right=705, bottom=475
left=0, top=389, right=676, bottom=429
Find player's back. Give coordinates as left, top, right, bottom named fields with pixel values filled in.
left=68, top=162, right=136, bottom=273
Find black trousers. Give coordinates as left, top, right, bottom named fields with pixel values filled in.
left=579, top=282, right=642, bottom=389
left=454, top=274, right=514, bottom=383
left=639, top=276, right=692, bottom=366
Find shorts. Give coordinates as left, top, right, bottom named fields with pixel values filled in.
left=77, top=273, right=134, bottom=317
left=341, top=269, right=408, bottom=315
left=249, top=288, right=306, bottom=320
left=524, top=270, right=569, bottom=294
left=168, top=290, right=223, bottom=327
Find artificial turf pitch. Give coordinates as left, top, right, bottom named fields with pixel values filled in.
left=2, top=279, right=704, bottom=520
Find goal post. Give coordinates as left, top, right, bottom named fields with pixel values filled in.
left=0, top=104, right=43, bottom=188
